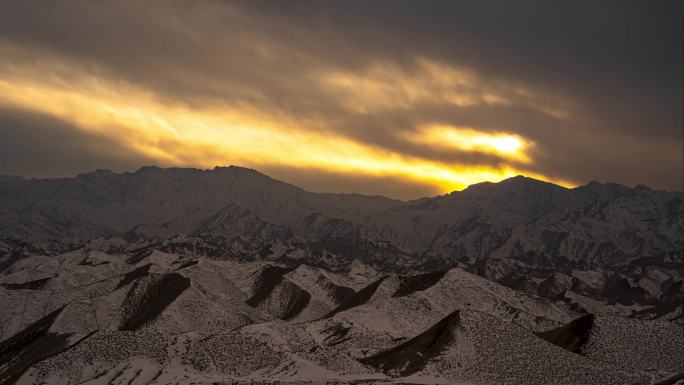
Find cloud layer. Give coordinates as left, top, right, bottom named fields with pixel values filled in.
left=0, top=0, right=681, bottom=198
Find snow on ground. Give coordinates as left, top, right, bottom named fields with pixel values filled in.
left=1, top=249, right=682, bottom=385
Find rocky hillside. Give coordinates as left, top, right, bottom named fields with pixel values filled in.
left=0, top=166, right=682, bottom=384
left=1, top=166, right=682, bottom=317
left=1, top=248, right=682, bottom=385
left=1, top=166, right=681, bottom=267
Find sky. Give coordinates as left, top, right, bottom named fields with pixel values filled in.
left=0, top=0, right=682, bottom=199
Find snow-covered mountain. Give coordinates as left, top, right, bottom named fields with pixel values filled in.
left=2, top=250, right=682, bottom=385
left=0, top=166, right=682, bottom=384
left=1, top=166, right=681, bottom=266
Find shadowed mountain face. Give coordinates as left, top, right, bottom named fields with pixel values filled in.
left=0, top=167, right=682, bottom=318
left=2, top=248, right=681, bottom=385
left=0, top=166, right=682, bottom=384
left=359, top=310, right=461, bottom=376
left=0, top=166, right=681, bottom=267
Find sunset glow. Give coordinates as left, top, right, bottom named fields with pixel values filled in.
left=408, top=125, right=532, bottom=163
left=0, top=58, right=572, bottom=193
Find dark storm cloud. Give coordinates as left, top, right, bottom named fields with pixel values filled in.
left=0, top=108, right=158, bottom=178
left=0, top=0, right=681, bottom=194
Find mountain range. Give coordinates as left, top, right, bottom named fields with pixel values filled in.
left=0, top=166, right=682, bottom=384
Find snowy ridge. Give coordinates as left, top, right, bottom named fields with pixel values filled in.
left=0, top=167, right=682, bottom=384
left=0, top=247, right=682, bottom=384
left=0, top=167, right=681, bottom=269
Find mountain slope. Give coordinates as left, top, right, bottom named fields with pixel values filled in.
left=1, top=167, right=681, bottom=268
left=1, top=166, right=682, bottom=322
left=362, top=310, right=649, bottom=385
left=0, top=168, right=682, bottom=384
left=3, top=247, right=679, bottom=385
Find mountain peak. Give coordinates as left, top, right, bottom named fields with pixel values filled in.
left=131, top=165, right=164, bottom=176
left=212, top=165, right=267, bottom=176
left=500, top=174, right=562, bottom=187
left=459, top=175, right=566, bottom=196
left=574, top=179, right=632, bottom=197
left=128, top=165, right=270, bottom=180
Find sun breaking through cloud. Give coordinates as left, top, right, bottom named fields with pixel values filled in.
left=407, top=125, right=533, bottom=163
left=0, top=0, right=680, bottom=197
left=0, top=45, right=571, bottom=194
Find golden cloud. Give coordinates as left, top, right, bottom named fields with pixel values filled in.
left=406, top=124, right=534, bottom=163
left=317, top=58, right=568, bottom=120
left=0, top=47, right=573, bottom=194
